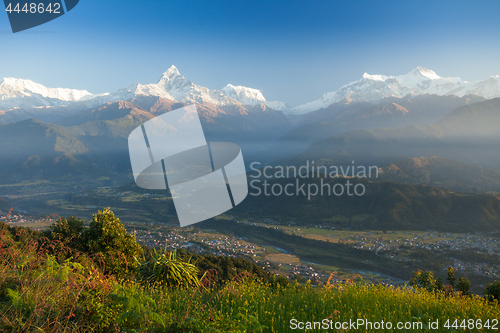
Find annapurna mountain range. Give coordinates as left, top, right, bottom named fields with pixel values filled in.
left=0, top=65, right=287, bottom=113
left=292, top=67, right=500, bottom=114
left=1, top=66, right=499, bottom=120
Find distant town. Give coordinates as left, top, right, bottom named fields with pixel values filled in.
left=2, top=209, right=499, bottom=287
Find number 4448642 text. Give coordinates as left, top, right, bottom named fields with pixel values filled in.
left=5, top=3, right=61, bottom=14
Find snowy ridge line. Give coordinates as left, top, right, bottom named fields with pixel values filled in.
left=291, top=67, right=500, bottom=115
left=0, top=65, right=287, bottom=111
left=2, top=66, right=499, bottom=115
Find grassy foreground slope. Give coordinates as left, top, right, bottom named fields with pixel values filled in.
left=1, top=210, right=499, bottom=332
left=1, top=255, right=499, bottom=332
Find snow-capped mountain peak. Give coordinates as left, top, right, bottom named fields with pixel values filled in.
left=409, top=67, right=441, bottom=80
left=221, top=84, right=266, bottom=105
left=0, top=77, right=92, bottom=102
left=0, top=65, right=288, bottom=111
left=291, top=67, right=500, bottom=115
left=136, top=66, right=284, bottom=108
left=361, top=73, right=387, bottom=81
left=157, top=65, right=189, bottom=89
left=0, top=77, right=93, bottom=110
left=5, top=65, right=498, bottom=117
left=162, top=65, right=181, bottom=78
left=152, top=66, right=195, bottom=102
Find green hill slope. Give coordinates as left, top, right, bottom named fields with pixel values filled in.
left=235, top=176, right=500, bottom=232
left=379, top=156, right=500, bottom=193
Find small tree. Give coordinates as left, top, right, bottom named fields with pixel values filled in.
left=410, top=270, right=445, bottom=293
left=457, top=276, right=471, bottom=295
left=46, top=216, right=85, bottom=250
left=83, top=208, right=142, bottom=278
left=446, top=266, right=455, bottom=290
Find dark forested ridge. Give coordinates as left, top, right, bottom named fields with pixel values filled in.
left=235, top=176, right=500, bottom=232
left=378, top=156, right=500, bottom=193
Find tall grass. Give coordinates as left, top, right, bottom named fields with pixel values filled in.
left=0, top=229, right=119, bottom=332
left=97, top=276, right=500, bottom=332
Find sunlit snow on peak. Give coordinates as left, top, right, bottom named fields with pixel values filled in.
left=291, top=67, right=500, bottom=115
left=409, top=67, right=441, bottom=80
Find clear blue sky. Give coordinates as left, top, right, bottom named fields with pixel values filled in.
left=1, top=0, right=500, bottom=106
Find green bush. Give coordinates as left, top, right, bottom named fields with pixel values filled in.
left=457, top=276, right=471, bottom=295
left=485, top=280, right=500, bottom=302
left=83, top=208, right=143, bottom=278
left=410, top=269, right=445, bottom=293
left=45, top=215, right=86, bottom=250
